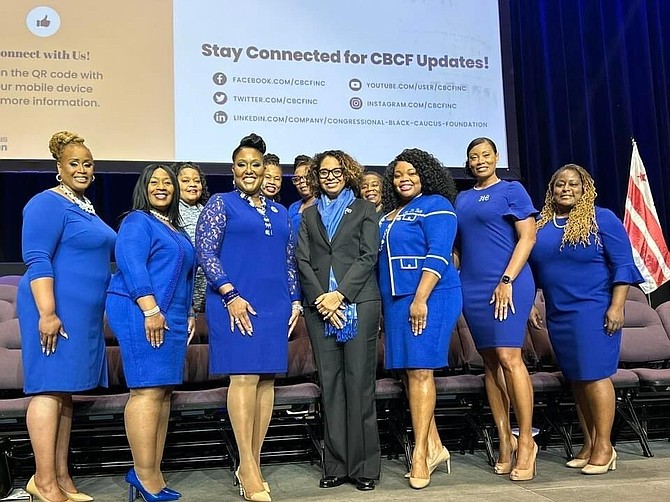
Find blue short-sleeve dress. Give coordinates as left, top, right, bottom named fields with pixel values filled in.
left=455, top=180, right=537, bottom=349
left=529, top=207, right=644, bottom=380
left=18, top=190, right=115, bottom=394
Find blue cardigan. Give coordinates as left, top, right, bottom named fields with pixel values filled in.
left=107, top=211, right=194, bottom=312
left=380, top=194, right=459, bottom=296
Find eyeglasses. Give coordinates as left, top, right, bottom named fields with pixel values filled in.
left=318, top=168, right=344, bottom=179
left=291, top=176, right=307, bottom=185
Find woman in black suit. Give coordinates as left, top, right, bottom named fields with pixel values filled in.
left=296, top=150, right=381, bottom=491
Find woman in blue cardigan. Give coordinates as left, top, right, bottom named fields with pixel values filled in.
left=106, top=165, right=195, bottom=502
left=378, top=149, right=461, bottom=489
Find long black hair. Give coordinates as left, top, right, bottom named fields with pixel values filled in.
left=130, top=164, right=182, bottom=228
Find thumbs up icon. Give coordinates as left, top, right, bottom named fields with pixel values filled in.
left=37, top=15, right=51, bottom=27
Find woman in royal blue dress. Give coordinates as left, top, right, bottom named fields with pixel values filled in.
left=528, top=164, right=643, bottom=475
left=378, top=149, right=461, bottom=489
left=455, top=137, right=538, bottom=481
left=19, top=131, right=115, bottom=502
left=106, top=164, right=195, bottom=501
left=196, top=134, right=301, bottom=502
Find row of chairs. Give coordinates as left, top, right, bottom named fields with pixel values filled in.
left=2, top=275, right=670, bottom=473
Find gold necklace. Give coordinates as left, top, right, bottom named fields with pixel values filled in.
left=552, top=214, right=568, bottom=229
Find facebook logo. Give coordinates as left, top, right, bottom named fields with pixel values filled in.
left=212, top=73, right=227, bottom=85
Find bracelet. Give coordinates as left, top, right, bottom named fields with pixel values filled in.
left=292, top=304, right=304, bottom=315
left=142, top=305, right=160, bottom=317
left=222, top=288, right=241, bottom=306
left=187, top=312, right=197, bottom=319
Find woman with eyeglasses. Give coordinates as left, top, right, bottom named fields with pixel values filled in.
left=296, top=150, right=381, bottom=491
left=287, top=155, right=316, bottom=235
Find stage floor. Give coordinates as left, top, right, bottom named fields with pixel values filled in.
left=8, top=440, right=670, bottom=502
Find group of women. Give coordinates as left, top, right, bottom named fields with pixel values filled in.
left=17, top=131, right=643, bottom=502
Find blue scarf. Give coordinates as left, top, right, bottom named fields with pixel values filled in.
left=317, top=188, right=358, bottom=342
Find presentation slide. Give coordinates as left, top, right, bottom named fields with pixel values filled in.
left=0, top=0, right=517, bottom=174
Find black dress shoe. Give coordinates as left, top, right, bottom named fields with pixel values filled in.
left=354, top=478, right=375, bottom=491
left=319, top=476, right=349, bottom=488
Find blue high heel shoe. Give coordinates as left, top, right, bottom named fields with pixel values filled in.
left=161, top=487, right=181, bottom=499
left=125, top=469, right=179, bottom=502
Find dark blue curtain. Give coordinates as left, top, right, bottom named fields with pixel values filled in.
left=510, top=0, right=670, bottom=235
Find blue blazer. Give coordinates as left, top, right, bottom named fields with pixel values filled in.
left=380, top=194, right=459, bottom=296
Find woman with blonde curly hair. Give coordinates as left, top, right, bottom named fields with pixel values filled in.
left=528, top=164, right=643, bottom=475
left=18, top=131, right=115, bottom=502
left=296, top=150, right=381, bottom=491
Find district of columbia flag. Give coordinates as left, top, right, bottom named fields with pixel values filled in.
left=623, top=139, right=670, bottom=293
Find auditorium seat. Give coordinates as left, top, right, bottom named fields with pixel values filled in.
left=627, top=286, right=649, bottom=304
left=434, top=318, right=493, bottom=464
left=0, top=284, right=28, bottom=421
left=615, top=300, right=670, bottom=456
left=373, top=335, right=409, bottom=471
left=525, top=296, right=573, bottom=459
left=0, top=276, right=21, bottom=287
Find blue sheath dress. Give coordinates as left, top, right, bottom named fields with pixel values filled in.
left=18, top=191, right=115, bottom=394
left=529, top=207, right=644, bottom=380
left=455, top=181, right=537, bottom=349
left=196, top=191, right=300, bottom=375
left=106, top=211, right=194, bottom=388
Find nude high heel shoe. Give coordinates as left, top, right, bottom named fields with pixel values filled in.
left=509, top=442, right=538, bottom=481
left=565, top=457, right=589, bottom=469
left=59, top=486, right=94, bottom=502
left=26, top=476, right=66, bottom=502
left=404, top=446, right=451, bottom=478
left=234, top=469, right=271, bottom=502
left=494, top=435, right=518, bottom=475
left=581, top=449, right=617, bottom=475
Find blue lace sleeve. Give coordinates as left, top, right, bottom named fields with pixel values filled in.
left=195, top=194, right=230, bottom=290
left=287, top=220, right=302, bottom=301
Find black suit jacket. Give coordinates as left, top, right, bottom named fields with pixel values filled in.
left=297, top=198, right=381, bottom=305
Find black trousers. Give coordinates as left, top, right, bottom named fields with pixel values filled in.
left=305, top=300, right=382, bottom=479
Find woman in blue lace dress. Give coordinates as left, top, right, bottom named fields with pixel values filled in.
left=196, top=134, right=301, bottom=502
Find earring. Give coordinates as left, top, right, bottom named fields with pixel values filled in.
left=56, top=173, right=62, bottom=182
left=91, top=175, right=96, bottom=182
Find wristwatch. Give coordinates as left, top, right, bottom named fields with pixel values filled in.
left=501, top=274, right=512, bottom=284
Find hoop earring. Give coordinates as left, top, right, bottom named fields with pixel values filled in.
left=91, top=175, right=95, bottom=182
left=56, top=173, right=62, bottom=182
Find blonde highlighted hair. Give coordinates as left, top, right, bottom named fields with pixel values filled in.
left=49, top=131, right=85, bottom=160
left=536, top=164, right=601, bottom=249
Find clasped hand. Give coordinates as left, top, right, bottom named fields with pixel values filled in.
left=315, top=291, right=346, bottom=329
